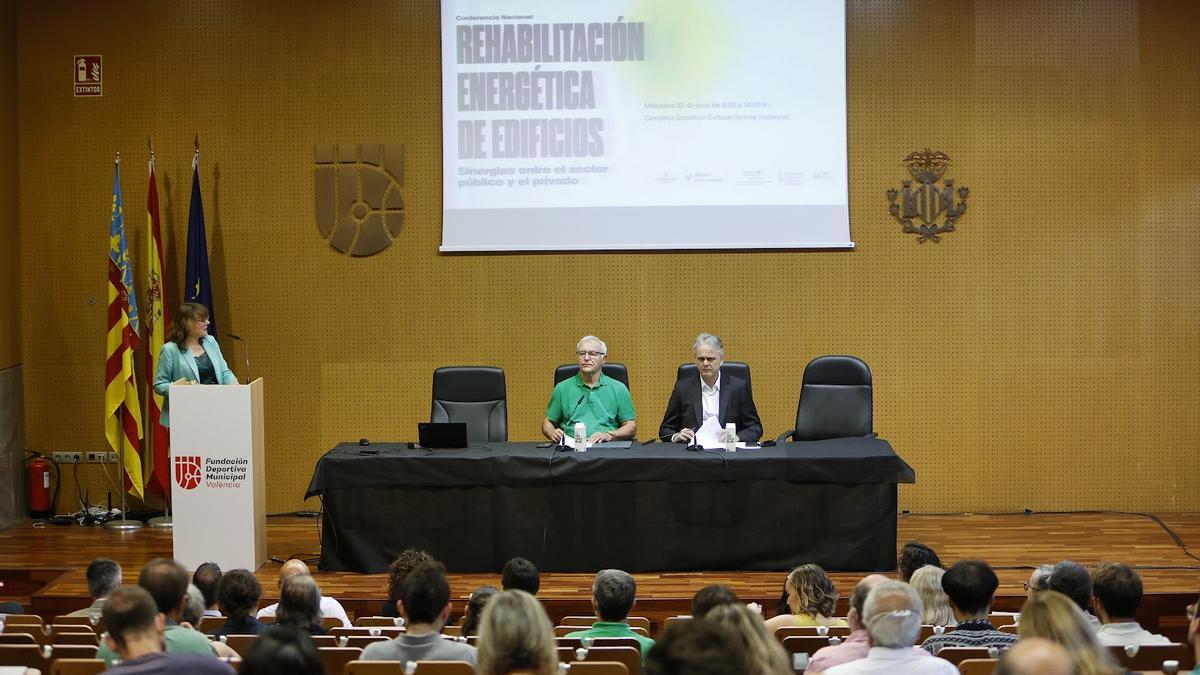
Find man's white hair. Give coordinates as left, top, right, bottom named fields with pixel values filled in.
left=862, top=580, right=924, bottom=648
left=577, top=335, right=607, bottom=354
left=692, top=333, right=725, bottom=358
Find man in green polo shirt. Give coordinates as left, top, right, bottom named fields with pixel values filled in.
left=542, top=335, right=637, bottom=444
left=565, top=569, right=655, bottom=666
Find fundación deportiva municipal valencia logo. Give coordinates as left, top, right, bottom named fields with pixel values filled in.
left=314, top=144, right=406, bottom=257
left=174, top=455, right=250, bottom=490
left=887, top=149, right=969, bottom=243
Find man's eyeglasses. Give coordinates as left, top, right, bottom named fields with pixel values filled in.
left=576, top=350, right=606, bottom=359
left=1022, top=582, right=1033, bottom=592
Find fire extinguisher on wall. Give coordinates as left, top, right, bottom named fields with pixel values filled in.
left=25, top=451, right=60, bottom=519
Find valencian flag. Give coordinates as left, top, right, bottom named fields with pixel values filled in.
left=144, top=151, right=170, bottom=498
left=184, top=147, right=217, bottom=337
left=104, top=156, right=145, bottom=500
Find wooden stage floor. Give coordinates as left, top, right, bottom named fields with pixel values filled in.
left=3, top=512, right=1198, bottom=638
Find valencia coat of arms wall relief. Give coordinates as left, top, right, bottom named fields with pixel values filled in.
left=887, top=149, right=969, bottom=243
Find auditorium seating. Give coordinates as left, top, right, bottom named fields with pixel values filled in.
left=430, top=366, right=508, bottom=442
left=317, top=646, right=361, bottom=674
left=777, top=354, right=873, bottom=442
left=355, top=616, right=404, bottom=627
left=565, top=663, right=629, bottom=675
left=555, top=363, right=630, bottom=388
left=344, top=661, right=474, bottom=674
left=555, top=625, right=649, bottom=637
left=1107, top=643, right=1194, bottom=671
left=957, top=659, right=998, bottom=675
left=560, top=616, right=651, bottom=631
left=49, top=659, right=106, bottom=675
left=780, top=635, right=834, bottom=655
left=557, top=636, right=643, bottom=650
left=935, top=647, right=997, bottom=665
left=775, top=625, right=851, bottom=639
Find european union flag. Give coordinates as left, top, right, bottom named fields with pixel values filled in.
left=184, top=152, right=217, bottom=337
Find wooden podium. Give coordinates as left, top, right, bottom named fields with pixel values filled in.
left=169, top=378, right=266, bottom=571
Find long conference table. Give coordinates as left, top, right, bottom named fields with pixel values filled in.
left=305, top=438, right=915, bottom=574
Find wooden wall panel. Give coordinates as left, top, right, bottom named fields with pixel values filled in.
left=0, top=0, right=18, bottom=369
left=15, top=0, right=1200, bottom=515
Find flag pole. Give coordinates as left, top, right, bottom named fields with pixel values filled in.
left=146, top=139, right=172, bottom=529
left=104, top=150, right=143, bottom=532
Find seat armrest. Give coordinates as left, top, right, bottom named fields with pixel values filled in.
left=775, top=429, right=795, bottom=444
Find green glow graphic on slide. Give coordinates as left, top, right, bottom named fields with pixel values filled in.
left=620, top=0, right=731, bottom=99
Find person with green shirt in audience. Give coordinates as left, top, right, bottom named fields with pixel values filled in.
left=565, top=569, right=655, bottom=666
left=542, top=335, right=636, bottom=444
left=97, top=558, right=219, bottom=667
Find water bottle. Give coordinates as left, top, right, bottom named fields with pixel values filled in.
left=725, top=423, right=737, bottom=452
left=574, top=423, right=586, bottom=452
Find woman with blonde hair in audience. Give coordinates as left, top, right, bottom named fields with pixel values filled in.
left=910, top=564, right=957, bottom=627
left=703, top=602, right=792, bottom=674
left=763, top=564, right=848, bottom=632
left=1018, top=590, right=1123, bottom=675
left=476, top=589, right=557, bottom=675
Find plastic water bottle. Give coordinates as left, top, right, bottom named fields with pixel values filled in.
left=725, top=423, right=737, bottom=452
left=574, top=423, right=586, bottom=452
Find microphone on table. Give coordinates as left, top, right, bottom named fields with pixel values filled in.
left=556, top=393, right=588, bottom=449
left=226, top=333, right=251, bottom=383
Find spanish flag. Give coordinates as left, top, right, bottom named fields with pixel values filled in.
left=104, top=156, right=145, bottom=500
left=144, top=152, right=170, bottom=498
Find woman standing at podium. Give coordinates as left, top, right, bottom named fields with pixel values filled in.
left=153, top=301, right=238, bottom=426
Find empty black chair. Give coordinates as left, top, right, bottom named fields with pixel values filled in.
left=675, top=361, right=752, bottom=395
left=430, top=366, right=507, bottom=442
left=554, top=363, right=630, bottom=389
left=776, top=355, right=872, bottom=442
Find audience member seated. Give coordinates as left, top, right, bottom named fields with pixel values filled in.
left=97, top=558, right=218, bottom=667
left=807, top=574, right=931, bottom=674
left=1018, top=590, right=1122, bottom=675
left=240, top=626, right=323, bottom=675
left=209, top=569, right=266, bottom=637
left=909, top=565, right=955, bottom=627
left=183, top=584, right=240, bottom=659
left=65, top=557, right=121, bottom=622
left=647, top=618, right=763, bottom=675
left=1091, top=562, right=1169, bottom=646
left=701, top=602, right=791, bottom=674
left=274, top=574, right=327, bottom=635
left=822, top=581, right=958, bottom=674
left=763, top=564, right=848, bottom=633
left=380, top=547, right=433, bottom=618
left=691, top=584, right=741, bottom=619
left=921, top=560, right=1018, bottom=654
left=476, top=589, right=557, bottom=675
left=565, top=569, right=656, bottom=664
left=361, top=561, right=477, bottom=664
left=898, top=542, right=943, bottom=582
left=192, top=562, right=223, bottom=618
left=101, top=585, right=233, bottom=674
left=1046, top=560, right=1100, bottom=628
left=1026, top=564, right=1055, bottom=598
left=995, top=637, right=1076, bottom=675
left=1188, top=591, right=1200, bottom=675
left=460, top=585, right=499, bottom=637
left=501, top=556, right=541, bottom=595
left=256, top=559, right=351, bottom=627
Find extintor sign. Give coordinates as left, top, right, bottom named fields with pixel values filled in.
left=74, top=55, right=102, bottom=97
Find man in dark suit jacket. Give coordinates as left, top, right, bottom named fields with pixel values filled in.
left=658, top=333, right=762, bottom=444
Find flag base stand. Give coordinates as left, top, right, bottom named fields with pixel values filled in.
left=103, top=519, right=143, bottom=531
left=148, top=515, right=173, bottom=528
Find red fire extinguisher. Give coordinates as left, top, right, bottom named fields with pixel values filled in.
left=25, top=452, right=59, bottom=519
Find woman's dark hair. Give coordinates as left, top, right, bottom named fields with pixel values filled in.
left=165, top=302, right=209, bottom=346
left=898, top=542, right=943, bottom=582
left=216, top=569, right=262, bottom=620
left=241, top=626, right=322, bottom=675
left=461, top=585, right=499, bottom=637
left=387, top=548, right=434, bottom=606
left=275, top=575, right=322, bottom=632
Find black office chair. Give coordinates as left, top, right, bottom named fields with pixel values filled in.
left=776, top=355, right=873, bottom=443
left=554, top=363, right=630, bottom=389
left=430, top=366, right=507, bottom=442
left=675, top=361, right=752, bottom=394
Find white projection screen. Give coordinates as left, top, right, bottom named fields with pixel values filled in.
left=440, top=1, right=851, bottom=252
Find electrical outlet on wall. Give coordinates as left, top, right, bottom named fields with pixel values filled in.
left=51, top=451, right=82, bottom=464
left=86, top=451, right=113, bottom=463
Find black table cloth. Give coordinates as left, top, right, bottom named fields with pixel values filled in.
left=306, top=438, right=915, bottom=574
